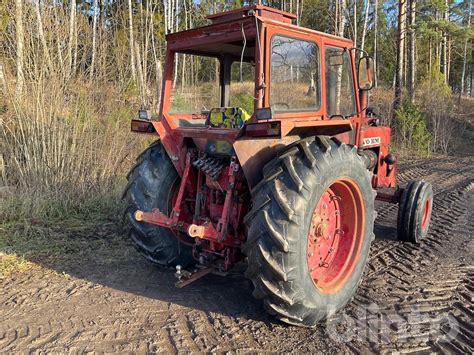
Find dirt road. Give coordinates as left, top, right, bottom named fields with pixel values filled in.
left=1, top=155, right=473, bottom=353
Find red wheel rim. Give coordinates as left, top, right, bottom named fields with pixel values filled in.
left=421, top=199, right=431, bottom=231
left=307, top=178, right=365, bottom=294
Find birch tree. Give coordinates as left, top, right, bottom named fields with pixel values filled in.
left=90, top=0, right=98, bottom=81
left=338, top=0, right=347, bottom=37
left=461, top=0, right=472, bottom=95
left=335, top=0, right=347, bottom=112
left=15, top=0, right=24, bottom=96
left=407, top=0, right=416, bottom=101
left=441, top=0, right=449, bottom=82
left=394, top=0, right=407, bottom=112
left=353, top=0, right=357, bottom=47
left=360, top=0, right=370, bottom=56
left=67, top=0, right=76, bottom=78
left=34, top=0, right=54, bottom=73
left=128, top=0, right=137, bottom=81
left=374, top=0, right=378, bottom=87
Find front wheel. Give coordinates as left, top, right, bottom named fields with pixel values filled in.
left=243, top=137, right=375, bottom=327
left=397, top=180, right=433, bottom=243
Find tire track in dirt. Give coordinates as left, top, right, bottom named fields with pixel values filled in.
left=344, top=158, right=474, bottom=354
left=369, top=157, right=473, bottom=277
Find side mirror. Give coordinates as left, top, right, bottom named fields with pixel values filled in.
left=358, top=56, right=374, bottom=91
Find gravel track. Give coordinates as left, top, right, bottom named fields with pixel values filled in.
left=1, top=155, right=473, bottom=353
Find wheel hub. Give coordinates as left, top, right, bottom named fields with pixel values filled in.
left=421, top=199, right=431, bottom=231
left=307, top=179, right=365, bottom=294
left=314, top=222, right=328, bottom=239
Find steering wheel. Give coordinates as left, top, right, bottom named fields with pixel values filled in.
left=273, top=102, right=290, bottom=110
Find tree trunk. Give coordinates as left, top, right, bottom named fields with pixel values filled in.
left=461, top=0, right=472, bottom=95
left=90, top=0, right=98, bottom=81
left=447, top=37, right=452, bottom=84
left=374, top=0, right=378, bottom=87
left=151, top=8, right=162, bottom=111
left=34, top=0, right=54, bottom=74
left=173, top=0, right=180, bottom=88
left=337, top=0, right=347, bottom=37
left=296, top=0, right=301, bottom=26
left=67, top=0, right=76, bottom=79
left=99, top=0, right=106, bottom=80
left=440, top=0, right=448, bottom=82
left=394, top=0, right=407, bottom=112
left=407, top=0, right=416, bottom=101
left=353, top=0, right=357, bottom=47
left=470, top=67, right=473, bottom=97
left=0, top=63, right=7, bottom=95
left=163, top=0, right=168, bottom=33
left=73, top=14, right=78, bottom=76
left=428, top=38, right=432, bottom=72
left=360, top=0, right=370, bottom=57
left=15, top=0, right=24, bottom=97
left=135, top=45, right=146, bottom=107
left=335, top=0, right=347, bottom=112
left=128, top=0, right=137, bottom=81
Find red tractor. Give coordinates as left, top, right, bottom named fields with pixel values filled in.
left=124, top=5, right=433, bottom=327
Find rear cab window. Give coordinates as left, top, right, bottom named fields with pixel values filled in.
left=270, top=35, right=321, bottom=112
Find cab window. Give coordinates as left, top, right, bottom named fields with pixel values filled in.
left=325, top=46, right=356, bottom=117
left=270, top=35, right=320, bottom=111
left=170, top=54, right=220, bottom=114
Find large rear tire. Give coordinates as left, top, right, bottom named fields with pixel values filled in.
left=243, top=137, right=375, bottom=327
left=123, top=140, right=194, bottom=268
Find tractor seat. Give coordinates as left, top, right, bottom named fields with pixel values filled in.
left=206, top=107, right=251, bottom=129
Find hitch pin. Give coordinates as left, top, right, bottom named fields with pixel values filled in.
left=135, top=210, right=144, bottom=221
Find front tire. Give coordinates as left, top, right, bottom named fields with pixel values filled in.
left=123, top=140, right=193, bottom=268
left=397, top=180, right=433, bottom=243
left=243, top=137, right=375, bottom=327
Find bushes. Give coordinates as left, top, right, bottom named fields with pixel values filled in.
left=394, top=100, right=432, bottom=156
left=418, top=69, right=459, bottom=154
left=372, top=68, right=463, bottom=156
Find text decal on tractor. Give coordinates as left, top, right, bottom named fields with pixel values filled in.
left=124, top=5, right=433, bottom=327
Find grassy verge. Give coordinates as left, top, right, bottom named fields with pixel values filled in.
left=0, top=185, right=126, bottom=278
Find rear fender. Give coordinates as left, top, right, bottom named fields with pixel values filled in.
left=233, top=137, right=300, bottom=189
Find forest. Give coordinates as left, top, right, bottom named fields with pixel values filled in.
left=0, top=0, right=473, bottom=222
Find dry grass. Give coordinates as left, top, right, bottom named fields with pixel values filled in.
left=0, top=2, right=151, bottom=225
left=0, top=252, right=32, bottom=278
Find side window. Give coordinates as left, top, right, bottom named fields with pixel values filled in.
left=325, top=46, right=356, bottom=117
left=270, top=35, right=320, bottom=111
left=170, top=54, right=220, bottom=114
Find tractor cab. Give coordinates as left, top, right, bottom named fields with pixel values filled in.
left=158, top=5, right=369, bottom=132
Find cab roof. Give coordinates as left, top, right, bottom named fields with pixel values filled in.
left=207, top=5, right=296, bottom=24
left=165, top=5, right=353, bottom=53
